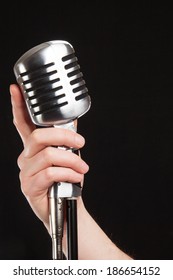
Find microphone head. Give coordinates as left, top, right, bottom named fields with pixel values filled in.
left=13, top=40, right=91, bottom=126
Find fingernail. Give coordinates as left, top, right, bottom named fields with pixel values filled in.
left=81, top=161, right=89, bottom=172
left=75, top=135, right=85, bottom=147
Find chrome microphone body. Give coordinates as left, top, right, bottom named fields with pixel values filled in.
left=13, top=40, right=91, bottom=260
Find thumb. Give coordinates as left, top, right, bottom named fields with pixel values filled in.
left=9, top=84, right=35, bottom=146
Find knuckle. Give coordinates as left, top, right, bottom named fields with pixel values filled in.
left=18, top=170, right=22, bottom=182
left=31, top=129, right=42, bottom=144
left=17, top=155, right=22, bottom=169
left=44, top=167, right=54, bottom=181
left=42, top=147, right=54, bottom=164
left=20, top=175, right=29, bottom=196
left=17, top=151, right=26, bottom=168
left=12, top=118, right=18, bottom=128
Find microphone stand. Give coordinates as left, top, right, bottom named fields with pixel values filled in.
left=66, top=199, right=78, bottom=259
left=48, top=121, right=81, bottom=260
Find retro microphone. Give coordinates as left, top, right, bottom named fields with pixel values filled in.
left=13, top=40, right=91, bottom=260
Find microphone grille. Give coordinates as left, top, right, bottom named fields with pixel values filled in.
left=13, top=40, right=91, bottom=126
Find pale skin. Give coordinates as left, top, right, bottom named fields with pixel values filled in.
left=9, top=84, right=132, bottom=260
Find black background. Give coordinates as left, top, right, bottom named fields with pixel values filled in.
left=0, top=1, right=173, bottom=260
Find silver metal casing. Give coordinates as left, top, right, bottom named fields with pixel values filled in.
left=13, top=40, right=91, bottom=126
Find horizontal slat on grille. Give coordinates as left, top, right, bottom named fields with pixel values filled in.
left=62, top=53, right=75, bottom=62
left=20, top=62, right=55, bottom=77
left=34, top=101, right=68, bottom=116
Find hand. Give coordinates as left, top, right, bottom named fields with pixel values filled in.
left=9, top=84, right=89, bottom=232
left=10, top=84, right=132, bottom=260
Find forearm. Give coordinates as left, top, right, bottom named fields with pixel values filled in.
left=43, top=197, right=132, bottom=260
left=77, top=199, right=132, bottom=260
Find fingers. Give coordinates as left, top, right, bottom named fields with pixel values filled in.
left=20, top=167, right=85, bottom=198
left=23, top=127, right=85, bottom=158
left=17, top=126, right=89, bottom=200
left=9, top=84, right=35, bottom=145
left=19, top=146, right=88, bottom=201
left=18, top=146, right=89, bottom=177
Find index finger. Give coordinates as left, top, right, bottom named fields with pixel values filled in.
left=9, top=84, right=36, bottom=145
